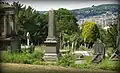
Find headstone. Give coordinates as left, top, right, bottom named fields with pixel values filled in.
left=93, top=40, right=105, bottom=57
left=43, top=9, right=60, bottom=61
left=92, top=40, right=105, bottom=63
left=10, top=37, right=21, bottom=52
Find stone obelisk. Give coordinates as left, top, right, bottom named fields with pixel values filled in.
left=43, top=9, right=60, bottom=61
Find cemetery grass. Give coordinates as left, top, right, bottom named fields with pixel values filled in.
left=1, top=45, right=120, bottom=72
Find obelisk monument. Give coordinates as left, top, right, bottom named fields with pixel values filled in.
left=43, top=9, right=60, bottom=61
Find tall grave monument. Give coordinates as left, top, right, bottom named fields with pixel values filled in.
left=43, top=9, right=60, bottom=61
left=0, top=2, right=20, bottom=52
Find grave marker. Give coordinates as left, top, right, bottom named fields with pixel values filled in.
left=43, top=9, right=60, bottom=61
left=92, top=39, right=105, bottom=63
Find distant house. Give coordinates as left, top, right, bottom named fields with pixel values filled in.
left=77, top=11, right=119, bottom=29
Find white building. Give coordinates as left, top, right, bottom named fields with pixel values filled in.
left=77, top=12, right=119, bottom=29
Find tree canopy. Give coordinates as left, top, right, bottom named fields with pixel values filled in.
left=13, top=2, right=48, bottom=45
left=81, top=21, right=100, bottom=43
left=55, top=8, right=80, bottom=43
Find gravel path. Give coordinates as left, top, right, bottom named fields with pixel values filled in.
left=0, top=63, right=118, bottom=73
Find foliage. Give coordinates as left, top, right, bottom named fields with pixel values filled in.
left=1, top=50, right=119, bottom=71
left=55, top=8, right=81, bottom=43
left=57, top=53, right=75, bottom=67
left=12, top=2, right=48, bottom=45
left=98, top=60, right=120, bottom=71
left=106, top=24, right=117, bottom=49
left=1, top=51, right=44, bottom=64
left=81, top=21, right=100, bottom=43
left=99, top=27, right=107, bottom=44
left=106, top=47, right=114, bottom=58
left=72, top=63, right=90, bottom=69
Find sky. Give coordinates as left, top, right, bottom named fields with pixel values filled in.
left=4, top=0, right=120, bottom=11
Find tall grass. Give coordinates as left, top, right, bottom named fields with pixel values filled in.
left=1, top=51, right=44, bottom=64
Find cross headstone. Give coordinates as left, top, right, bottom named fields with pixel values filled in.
left=43, top=9, right=60, bottom=61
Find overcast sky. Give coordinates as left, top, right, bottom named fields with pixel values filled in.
left=5, top=0, right=120, bottom=11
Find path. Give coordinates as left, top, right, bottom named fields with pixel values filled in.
left=0, top=63, right=117, bottom=73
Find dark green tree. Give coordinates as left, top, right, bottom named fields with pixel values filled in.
left=12, top=2, right=48, bottom=45
left=55, top=8, right=80, bottom=43
left=106, top=24, right=117, bottom=49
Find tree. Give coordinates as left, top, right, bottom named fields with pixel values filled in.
left=106, top=24, right=117, bottom=49
left=12, top=2, right=48, bottom=45
left=55, top=8, right=80, bottom=43
left=99, top=26, right=107, bottom=45
left=12, top=1, right=24, bottom=33
left=82, top=21, right=100, bottom=44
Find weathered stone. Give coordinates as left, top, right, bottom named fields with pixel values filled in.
left=0, top=2, right=20, bottom=52
left=43, top=9, right=60, bottom=61
left=92, top=40, right=105, bottom=63
left=3, top=15, right=7, bottom=37
left=93, top=40, right=105, bottom=56
left=10, top=38, right=21, bottom=52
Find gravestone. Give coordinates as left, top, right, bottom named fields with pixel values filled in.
left=92, top=39, right=105, bottom=63
left=10, top=36, right=21, bottom=52
left=43, top=9, right=60, bottom=61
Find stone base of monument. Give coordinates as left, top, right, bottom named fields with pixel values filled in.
left=43, top=53, right=59, bottom=61
left=0, top=37, right=21, bottom=52
left=10, top=38, right=21, bottom=52
left=43, top=40, right=60, bottom=61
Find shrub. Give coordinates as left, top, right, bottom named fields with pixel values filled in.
left=99, top=60, right=119, bottom=71
left=1, top=51, right=44, bottom=64
left=31, top=51, right=44, bottom=60
left=57, top=53, right=75, bottom=67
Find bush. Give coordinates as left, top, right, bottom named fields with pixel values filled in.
left=98, top=60, right=119, bottom=71
left=1, top=51, right=44, bottom=64
left=57, top=53, right=75, bottom=67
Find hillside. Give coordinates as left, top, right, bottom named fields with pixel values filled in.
left=71, top=4, right=120, bottom=20
left=40, top=4, right=120, bottom=20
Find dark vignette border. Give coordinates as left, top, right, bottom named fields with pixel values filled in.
left=0, top=0, right=120, bottom=73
